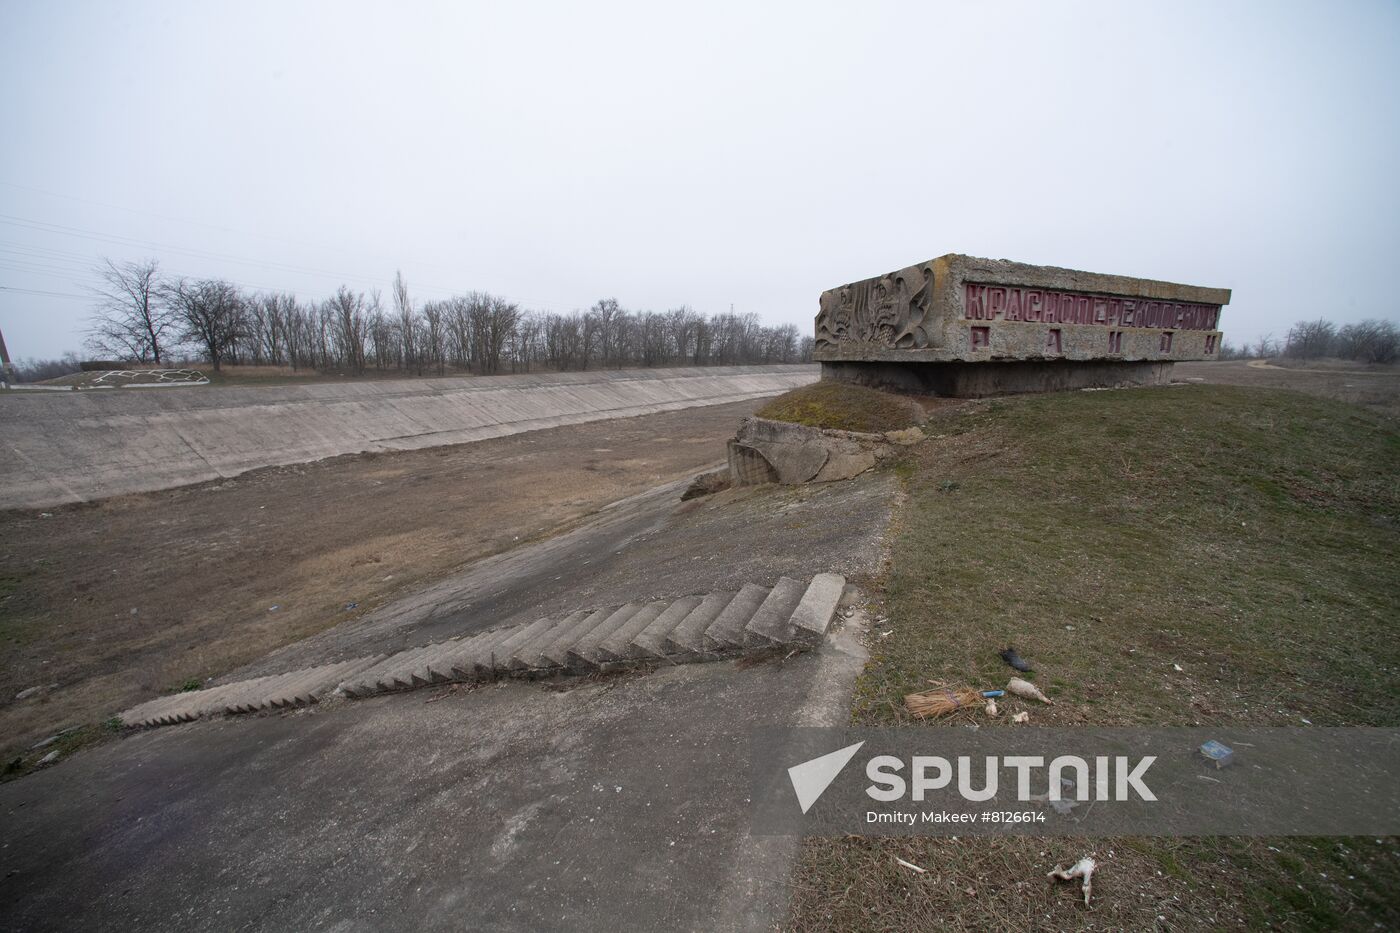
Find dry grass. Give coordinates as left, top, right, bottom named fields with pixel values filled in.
left=788, top=384, right=1400, bottom=931
left=1177, top=359, right=1400, bottom=419
left=756, top=382, right=925, bottom=433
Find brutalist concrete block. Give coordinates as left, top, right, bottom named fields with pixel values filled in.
left=815, top=253, right=1230, bottom=365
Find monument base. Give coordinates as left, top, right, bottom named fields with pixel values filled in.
left=820, top=360, right=1175, bottom=398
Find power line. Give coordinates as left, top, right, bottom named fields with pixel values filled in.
left=0, top=179, right=391, bottom=261
left=0, top=179, right=583, bottom=311
left=0, top=186, right=748, bottom=317
left=0, top=213, right=586, bottom=312
left=0, top=284, right=92, bottom=300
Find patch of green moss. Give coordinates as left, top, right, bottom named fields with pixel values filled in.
left=755, top=381, right=921, bottom=433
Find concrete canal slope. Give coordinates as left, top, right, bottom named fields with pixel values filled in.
left=0, top=365, right=817, bottom=510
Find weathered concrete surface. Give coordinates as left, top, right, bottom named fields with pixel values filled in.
left=727, top=416, right=900, bottom=485
left=0, top=471, right=892, bottom=931
left=822, top=358, right=1176, bottom=397
left=0, top=634, right=868, bottom=932
left=118, top=574, right=848, bottom=726
left=225, top=470, right=895, bottom=680
left=814, top=254, right=1230, bottom=365
left=0, top=365, right=817, bottom=510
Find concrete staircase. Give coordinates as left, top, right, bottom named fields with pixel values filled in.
left=119, top=574, right=847, bottom=728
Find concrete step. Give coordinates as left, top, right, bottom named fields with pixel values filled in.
left=566, top=603, right=645, bottom=667
left=541, top=607, right=616, bottom=668
left=506, top=611, right=589, bottom=670
left=789, top=572, right=846, bottom=642
left=597, top=599, right=679, bottom=662
left=246, top=671, right=306, bottom=711
left=259, top=656, right=385, bottom=710
left=235, top=674, right=297, bottom=712
left=125, top=692, right=197, bottom=726
left=437, top=625, right=523, bottom=681
left=340, top=654, right=407, bottom=695
left=417, top=633, right=491, bottom=681
left=129, top=692, right=192, bottom=725
left=340, top=646, right=435, bottom=696
left=124, top=675, right=269, bottom=725
left=702, top=584, right=772, bottom=651
left=262, top=667, right=333, bottom=710
left=370, top=643, right=445, bottom=690
left=742, top=577, right=810, bottom=645
left=477, top=615, right=558, bottom=672
left=120, top=694, right=178, bottom=726
left=118, top=573, right=851, bottom=729
left=433, top=626, right=515, bottom=680
left=409, top=637, right=473, bottom=683
left=661, top=591, right=737, bottom=655
left=167, top=681, right=246, bottom=720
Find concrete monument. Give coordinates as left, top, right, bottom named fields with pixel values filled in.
left=814, top=254, right=1230, bottom=396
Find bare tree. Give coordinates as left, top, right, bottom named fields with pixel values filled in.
left=1337, top=319, right=1400, bottom=363
left=164, top=278, right=245, bottom=371
left=589, top=298, right=623, bottom=367
left=326, top=286, right=370, bottom=374
left=1284, top=319, right=1336, bottom=359
left=392, top=270, right=420, bottom=374
left=482, top=295, right=519, bottom=374
left=85, top=258, right=173, bottom=364
left=421, top=298, right=447, bottom=374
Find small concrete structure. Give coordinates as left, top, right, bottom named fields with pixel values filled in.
left=815, top=254, right=1230, bottom=396
left=726, top=416, right=915, bottom=486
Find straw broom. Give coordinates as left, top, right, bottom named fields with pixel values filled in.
left=904, top=685, right=1004, bottom=719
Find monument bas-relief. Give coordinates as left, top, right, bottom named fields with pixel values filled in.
left=814, top=254, right=1231, bottom=365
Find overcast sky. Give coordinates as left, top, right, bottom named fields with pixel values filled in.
left=2, top=0, right=1397, bottom=360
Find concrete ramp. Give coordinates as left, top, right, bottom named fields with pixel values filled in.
left=0, top=365, right=817, bottom=510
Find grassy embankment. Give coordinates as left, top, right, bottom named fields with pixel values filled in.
left=786, top=384, right=1400, bottom=931
left=756, top=380, right=925, bottom=433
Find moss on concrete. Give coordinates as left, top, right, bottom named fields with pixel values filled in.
left=754, top=381, right=922, bottom=434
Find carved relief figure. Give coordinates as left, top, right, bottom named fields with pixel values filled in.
left=816, top=264, right=933, bottom=349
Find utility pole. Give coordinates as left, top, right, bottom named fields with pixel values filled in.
left=0, top=324, right=13, bottom=388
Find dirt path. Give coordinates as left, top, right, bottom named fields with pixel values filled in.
left=0, top=399, right=764, bottom=755
left=1177, top=359, right=1400, bottom=416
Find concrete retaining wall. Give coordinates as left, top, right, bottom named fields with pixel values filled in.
left=0, top=365, right=817, bottom=510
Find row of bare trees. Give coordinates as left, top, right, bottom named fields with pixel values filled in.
left=84, top=259, right=812, bottom=374
left=1214, top=319, right=1399, bottom=363
left=1280, top=318, right=1398, bottom=362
